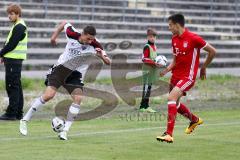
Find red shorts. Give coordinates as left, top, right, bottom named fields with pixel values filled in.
left=169, top=77, right=195, bottom=96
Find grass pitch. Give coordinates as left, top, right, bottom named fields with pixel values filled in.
left=0, top=108, right=240, bottom=160
left=0, top=75, right=239, bottom=160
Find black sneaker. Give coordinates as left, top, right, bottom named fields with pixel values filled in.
left=16, top=115, right=23, bottom=120
left=0, top=113, right=17, bottom=121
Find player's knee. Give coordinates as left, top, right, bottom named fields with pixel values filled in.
left=168, top=97, right=173, bottom=102
left=168, top=95, right=177, bottom=102
left=72, top=95, right=83, bottom=104
left=43, top=92, right=56, bottom=101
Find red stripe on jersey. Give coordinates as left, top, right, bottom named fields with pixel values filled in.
left=90, top=39, right=103, bottom=50
left=188, top=48, right=198, bottom=80
left=66, top=26, right=81, bottom=40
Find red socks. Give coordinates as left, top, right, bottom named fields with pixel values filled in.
left=166, top=101, right=177, bottom=136
left=177, top=103, right=198, bottom=122
left=166, top=102, right=198, bottom=136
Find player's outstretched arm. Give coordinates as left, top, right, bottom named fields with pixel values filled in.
left=200, top=43, right=216, bottom=80
left=142, top=57, right=156, bottom=66
left=50, top=20, right=67, bottom=46
left=95, top=48, right=111, bottom=65
left=160, top=55, right=176, bottom=77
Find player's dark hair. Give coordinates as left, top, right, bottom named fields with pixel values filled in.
left=168, top=13, right=185, bottom=27
left=83, top=25, right=96, bottom=36
left=147, top=28, right=157, bottom=36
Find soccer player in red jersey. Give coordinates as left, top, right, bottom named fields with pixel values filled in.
left=156, top=14, right=216, bottom=143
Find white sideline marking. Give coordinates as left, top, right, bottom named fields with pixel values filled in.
left=0, top=121, right=239, bottom=141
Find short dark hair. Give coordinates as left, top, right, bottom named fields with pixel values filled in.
left=168, top=13, right=185, bottom=27
left=83, top=25, right=96, bottom=36
left=147, top=28, right=157, bottom=36
left=7, top=3, right=22, bottom=17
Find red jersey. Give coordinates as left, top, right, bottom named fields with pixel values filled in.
left=171, top=29, right=207, bottom=80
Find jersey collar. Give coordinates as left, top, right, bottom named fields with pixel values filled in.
left=147, top=40, right=155, bottom=45
left=179, top=28, right=189, bottom=39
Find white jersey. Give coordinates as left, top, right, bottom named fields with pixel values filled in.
left=56, top=23, right=103, bottom=71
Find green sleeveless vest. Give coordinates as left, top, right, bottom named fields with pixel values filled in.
left=142, top=44, right=158, bottom=84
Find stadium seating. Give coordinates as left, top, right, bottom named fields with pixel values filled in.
left=0, top=0, right=239, bottom=78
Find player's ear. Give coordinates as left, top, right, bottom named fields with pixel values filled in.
left=81, top=32, right=87, bottom=39
left=176, top=23, right=181, bottom=29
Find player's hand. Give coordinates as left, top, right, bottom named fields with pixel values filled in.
left=95, top=48, right=104, bottom=57
left=200, top=67, right=206, bottom=80
left=160, top=68, right=168, bottom=77
left=155, top=63, right=164, bottom=68
left=50, top=38, right=57, bottom=46
left=95, top=48, right=111, bottom=65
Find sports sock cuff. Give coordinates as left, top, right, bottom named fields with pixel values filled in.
left=168, top=101, right=176, bottom=105
left=40, top=96, right=46, bottom=104
left=69, top=103, right=80, bottom=114
left=71, top=103, right=80, bottom=108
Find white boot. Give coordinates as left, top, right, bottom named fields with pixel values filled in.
left=58, top=130, right=68, bottom=140
left=19, top=119, right=28, bottom=136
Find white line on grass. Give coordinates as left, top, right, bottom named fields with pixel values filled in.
left=0, top=121, right=239, bottom=142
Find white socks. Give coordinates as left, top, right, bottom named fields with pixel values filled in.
left=63, top=103, right=80, bottom=132
left=22, top=98, right=80, bottom=133
left=23, top=96, right=45, bottom=121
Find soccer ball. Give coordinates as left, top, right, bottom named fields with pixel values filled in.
left=51, top=117, right=65, bottom=133
left=155, top=55, right=168, bottom=67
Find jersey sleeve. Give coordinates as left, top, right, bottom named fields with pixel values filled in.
left=193, top=34, right=207, bottom=49
left=90, top=38, right=107, bottom=56
left=64, top=23, right=81, bottom=40
left=90, top=38, right=103, bottom=50
left=142, top=45, right=150, bottom=59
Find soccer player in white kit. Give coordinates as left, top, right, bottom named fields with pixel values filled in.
left=19, top=21, right=111, bottom=140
